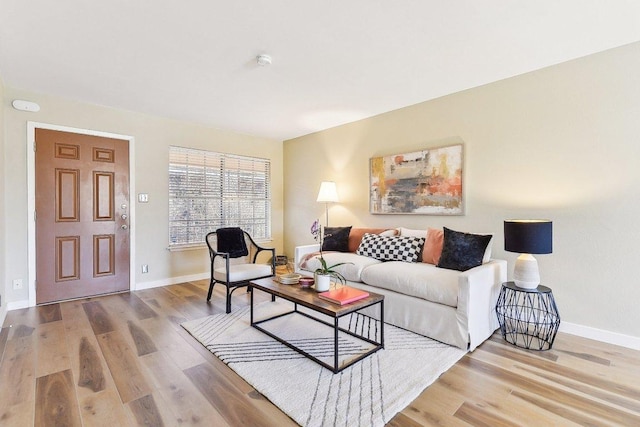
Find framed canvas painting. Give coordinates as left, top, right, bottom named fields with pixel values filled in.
left=369, top=144, right=463, bottom=215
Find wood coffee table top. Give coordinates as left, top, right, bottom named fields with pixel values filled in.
left=250, top=277, right=384, bottom=318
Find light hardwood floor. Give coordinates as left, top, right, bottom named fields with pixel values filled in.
left=1, top=280, right=639, bottom=426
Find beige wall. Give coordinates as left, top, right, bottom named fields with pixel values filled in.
left=2, top=88, right=283, bottom=305
left=284, top=42, right=640, bottom=341
left=0, top=77, right=6, bottom=321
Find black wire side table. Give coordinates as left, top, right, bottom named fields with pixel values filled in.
left=495, top=281, right=560, bottom=350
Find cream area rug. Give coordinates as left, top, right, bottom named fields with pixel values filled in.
left=182, top=300, right=465, bottom=427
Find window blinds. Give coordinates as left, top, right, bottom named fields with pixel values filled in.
left=168, top=146, right=271, bottom=246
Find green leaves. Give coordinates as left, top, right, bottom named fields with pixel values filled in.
left=311, top=218, right=352, bottom=285
left=314, top=259, right=350, bottom=285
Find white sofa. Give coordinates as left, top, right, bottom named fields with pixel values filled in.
left=295, top=229, right=507, bottom=351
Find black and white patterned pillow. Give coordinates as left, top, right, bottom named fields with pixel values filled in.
left=356, top=233, right=424, bottom=263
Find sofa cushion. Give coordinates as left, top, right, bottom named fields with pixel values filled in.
left=401, top=226, right=494, bottom=263
left=322, top=226, right=352, bottom=252
left=356, top=233, right=424, bottom=263
left=399, top=227, right=446, bottom=264
left=437, top=227, right=492, bottom=271
left=399, top=227, right=427, bottom=239
left=214, top=263, right=272, bottom=282
left=423, top=227, right=444, bottom=264
left=481, top=234, right=494, bottom=263
left=360, top=261, right=459, bottom=307
left=348, top=228, right=395, bottom=252
left=299, top=252, right=381, bottom=283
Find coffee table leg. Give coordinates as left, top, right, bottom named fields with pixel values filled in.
left=334, top=317, right=339, bottom=374
left=380, top=300, right=385, bottom=349
left=250, top=287, right=255, bottom=325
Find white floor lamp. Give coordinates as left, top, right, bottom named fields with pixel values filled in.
left=316, top=181, right=339, bottom=227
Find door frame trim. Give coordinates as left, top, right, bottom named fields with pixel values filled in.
left=27, top=122, right=136, bottom=307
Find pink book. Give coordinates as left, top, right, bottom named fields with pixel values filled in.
left=318, top=287, right=370, bottom=305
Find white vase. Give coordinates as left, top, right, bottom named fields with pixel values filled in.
left=315, top=273, right=331, bottom=292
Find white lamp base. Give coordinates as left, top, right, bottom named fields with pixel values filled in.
left=513, top=253, right=540, bottom=289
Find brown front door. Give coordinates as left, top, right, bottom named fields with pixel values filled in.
left=35, top=128, right=130, bottom=304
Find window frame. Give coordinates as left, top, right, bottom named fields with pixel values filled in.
left=168, top=146, right=272, bottom=249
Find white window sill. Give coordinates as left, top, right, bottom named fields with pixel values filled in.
left=167, top=244, right=207, bottom=252
left=167, top=238, right=273, bottom=252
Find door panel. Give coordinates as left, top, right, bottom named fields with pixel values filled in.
left=56, top=236, right=80, bottom=281
left=35, top=129, right=130, bottom=304
left=56, top=169, right=80, bottom=221
left=93, top=234, right=115, bottom=277
left=93, top=171, right=114, bottom=221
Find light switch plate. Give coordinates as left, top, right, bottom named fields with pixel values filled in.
left=138, top=193, right=149, bottom=203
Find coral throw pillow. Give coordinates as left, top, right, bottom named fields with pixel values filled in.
left=348, top=228, right=393, bottom=252
left=423, top=227, right=444, bottom=264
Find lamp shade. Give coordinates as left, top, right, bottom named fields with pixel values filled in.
left=316, top=181, right=339, bottom=203
left=504, top=220, right=552, bottom=254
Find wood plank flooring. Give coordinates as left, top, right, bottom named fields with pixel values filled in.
left=1, top=279, right=639, bottom=426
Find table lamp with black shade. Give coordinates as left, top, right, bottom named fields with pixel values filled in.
left=504, top=220, right=553, bottom=289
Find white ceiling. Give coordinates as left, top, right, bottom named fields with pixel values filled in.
left=1, top=1, right=640, bottom=141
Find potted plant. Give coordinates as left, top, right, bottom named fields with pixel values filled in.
left=310, top=219, right=350, bottom=291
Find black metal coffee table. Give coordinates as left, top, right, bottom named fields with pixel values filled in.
left=249, top=277, right=384, bottom=373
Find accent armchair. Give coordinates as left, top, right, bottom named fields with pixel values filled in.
left=205, top=228, right=275, bottom=313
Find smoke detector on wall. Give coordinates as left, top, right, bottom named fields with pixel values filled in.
left=256, top=54, right=272, bottom=66
left=12, top=99, right=40, bottom=112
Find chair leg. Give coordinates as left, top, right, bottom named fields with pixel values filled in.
left=207, top=280, right=215, bottom=301
left=226, top=286, right=232, bottom=314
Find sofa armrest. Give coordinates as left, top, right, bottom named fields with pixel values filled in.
left=294, top=244, right=321, bottom=274
left=457, top=259, right=508, bottom=351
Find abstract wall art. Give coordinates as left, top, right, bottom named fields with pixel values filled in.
left=369, top=144, right=463, bottom=215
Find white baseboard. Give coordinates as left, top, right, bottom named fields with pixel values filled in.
left=559, top=321, right=640, bottom=351
left=0, top=306, right=6, bottom=330
left=7, top=300, right=30, bottom=311
left=134, top=272, right=209, bottom=291
left=3, top=274, right=208, bottom=313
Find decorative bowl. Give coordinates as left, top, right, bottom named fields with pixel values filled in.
left=299, top=277, right=314, bottom=288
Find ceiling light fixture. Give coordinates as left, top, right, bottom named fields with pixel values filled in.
left=256, top=54, right=272, bottom=66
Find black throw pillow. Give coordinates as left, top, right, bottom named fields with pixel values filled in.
left=322, top=226, right=353, bottom=252
left=437, top=227, right=492, bottom=271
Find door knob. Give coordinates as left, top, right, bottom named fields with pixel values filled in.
left=121, top=224, right=128, bottom=230
left=121, top=214, right=128, bottom=220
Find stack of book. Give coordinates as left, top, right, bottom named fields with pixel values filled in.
left=318, top=286, right=369, bottom=305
